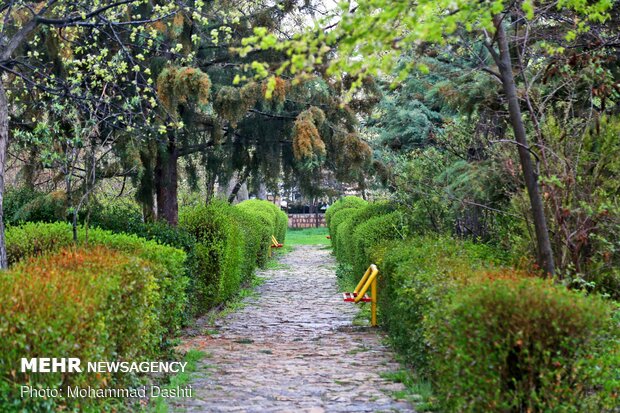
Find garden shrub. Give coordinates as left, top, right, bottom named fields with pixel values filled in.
left=230, top=207, right=271, bottom=276
left=329, top=199, right=620, bottom=411
left=325, top=196, right=367, bottom=227
left=86, top=199, right=197, bottom=253
left=328, top=208, right=357, bottom=256
left=0, top=247, right=161, bottom=412
left=335, top=202, right=396, bottom=265
left=3, top=186, right=42, bottom=225
left=429, top=278, right=620, bottom=412
left=5, top=222, right=188, bottom=339
left=374, top=236, right=508, bottom=375
left=85, top=198, right=143, bottom=233
left=179, top=200, right=244, bottom=311
left=4, top=187, right=66, bottom=224
left=275, top=209, right=288, bottom=243
left=350, top=211, right=405, bottom=275
left=237, top=199, right=288, bottom=243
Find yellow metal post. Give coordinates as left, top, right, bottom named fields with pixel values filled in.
left=354, top=266, right=372, bottom=294
left=370, top=275, right=377, bottom=327
left=354, top=264, right=379, bottom=327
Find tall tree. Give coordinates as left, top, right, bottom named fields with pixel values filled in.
left=245, top=0, right=616, bottom=275
left=0, top=1, right=209, bottom=266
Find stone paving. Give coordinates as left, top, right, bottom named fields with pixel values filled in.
left=173, top=245, right=415, bottom=413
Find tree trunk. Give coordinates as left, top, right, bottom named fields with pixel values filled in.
left=0, top=82, right=8, bottom=269
left=228, top=167, right=251, bottom=204
left=155, top=134, right=179, bottom=226
left=493, top=16, right=555, bottom=275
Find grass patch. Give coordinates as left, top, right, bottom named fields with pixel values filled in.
left=149, top=349, right=204, bottom=413
left=286, top=227, right=330, bottom=246
left=379, top=369, right=437, bottom=411
left=264, top=260, right=291, bottom=270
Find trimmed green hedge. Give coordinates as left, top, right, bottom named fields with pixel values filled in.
left=237, top=199, right=288, bottom=243
left=329, top=201, right=620, bottom=412
left=325, top=196, right=367, bottom=227
left=0, top=247, right=162, bottom=412
left=349, top=209, right=401, bottom=274
left=430, top=277, right=620, bottom=412
left=179, top=200, right=244, bottom=311
left=334, top=202, right=395, bottom=265
left=373, top=237, right=506, bottom=375
left=5, top=222, right=188, bottom=339
left=230, top=206, right=271, bottom=276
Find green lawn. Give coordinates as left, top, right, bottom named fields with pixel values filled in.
left=285, top=227, right=331, bottom=246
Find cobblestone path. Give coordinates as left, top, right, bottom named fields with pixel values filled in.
left=174, top=245, right=415, bottom=413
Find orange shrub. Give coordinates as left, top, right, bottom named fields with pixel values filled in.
left=0, top=247, right=161, bottom=412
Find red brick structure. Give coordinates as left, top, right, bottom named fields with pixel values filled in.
left=288, top=213, right=326, bottom=228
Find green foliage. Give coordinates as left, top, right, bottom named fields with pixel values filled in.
left=350, top=211, right=405, bottom=275
left=375, top=237, right=509, bottom=375
left=86, top=198, right=197, bottom=256
left=0, top=247, right=161, bottom=412
left=3, top=187, right=67, bottom=225
left=179, top=200, right=244, bottom=311
left=335, top=212, right=619, bottom=411
left=430, top=278, right=620, bottom=412
left=325, top=196, right=367, bottom=227
left=247, top=0, right=614, bottom=100
left=229, top=207, right=271, bottom=277
left=275, top=210, right=288, bottom=243
left=86, top=199, right=143, bottom=232
left=335, top=202, right=396, bottom=265
left=237, top=199, right=288, bottom=243
left=328, top=208, right=356, bottom=256
left=3, top=187, right=43, bottom=224
left=5, top=222, right=188, bottom=340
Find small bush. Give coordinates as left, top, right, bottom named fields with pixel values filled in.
left=335, top=202, right=396, bottom=265
left=3, top=187, right=42, bottom=225
left=325, top=196, right=367, bottom=227
left=179, top=200, right=244, bottom=311
left=4, top=187, right=66, bottom=224
left=5, top=222, right=188, bottom=339
left=351, top=211, right=405, bottom=275
left=430, top=278, right=620, bottom=412
left=85, top=199, right=143, bottom=233
left=237, top=199, right=288, bottom=243
left=0, top=247, right=161, bottom=412
left=230, top=207, right=271, bottom=276
left=86, top=199, right=197, bottom=253
left=275, top=209, right=289, bottom=243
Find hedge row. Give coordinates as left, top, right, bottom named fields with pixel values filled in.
left=328, top=199, right=400, bottom=275
left=6, top=222, right=188, bottom=339
left=237, top=199, right=288, bottom=243
left=327, top=197, right=620, bottom=412
left=86, top=198, right=286, bottom=313
left=0, top=197, right=287, bottom=411
left=0, top=247, right=164, bottom=412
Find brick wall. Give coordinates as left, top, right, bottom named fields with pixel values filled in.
left=288, top=213, right=326, bottom=228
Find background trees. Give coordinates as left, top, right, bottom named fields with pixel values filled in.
left=247, top=0, right=619, bottom=277
left=2, top=0, right=375, bottom=250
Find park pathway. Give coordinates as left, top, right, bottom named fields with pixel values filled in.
left=174, top=245, right=415, bottom=413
